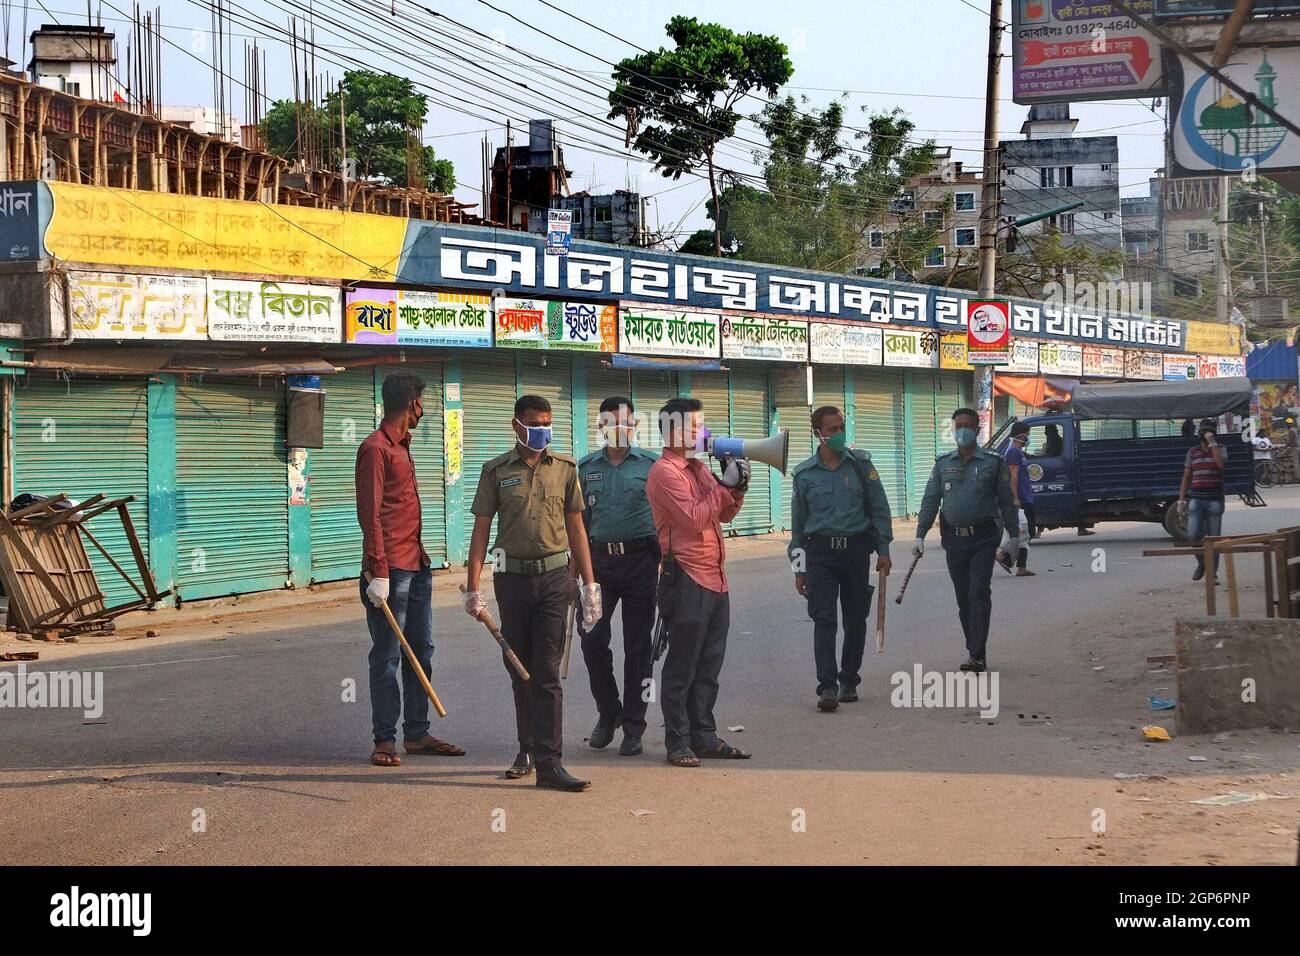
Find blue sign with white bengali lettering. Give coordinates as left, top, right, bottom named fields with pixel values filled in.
left=396, top=221, right=1190, bottom=352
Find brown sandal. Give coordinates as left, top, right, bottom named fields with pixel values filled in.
left=403, top=736, right=466, bottom=756
left=370, top=748, right=401, bottom=767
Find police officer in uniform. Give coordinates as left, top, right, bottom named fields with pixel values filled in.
left=577, top=396, right=659, bottom=756
left=789, top=406, right=893, bottom=712
left=464, top=395, right=601, bottom=792
left=913, top=407, right=1018, bottom=673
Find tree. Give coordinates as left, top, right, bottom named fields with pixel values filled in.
left=260, top=69, right=455, bottom=193
left=683, top=96, right=940, bottom=275
left=935, top=227, right=1126, bottom=300
left=609, top=16, right=793, bottom=257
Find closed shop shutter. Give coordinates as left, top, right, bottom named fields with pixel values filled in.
left=461, top=354, right=518, bottom=540
left=994, top=394, right=1011, bottom=431
left=175, top=379, right=288, bottom=600
left=854, top=368, right=907, bottom=517
left=929, top=371, right=969, bottom=479
left=382, top=364, right=447, bottom=568
left=12, top=372, right=150, bottom=608
left=631, top=369, right=678, bottom=452
left=583, top=362, right=632, bottom=453
left=729, top=364, right=771, bottom=534
left=309, top=368, right=376, bottom=583
left=908, top=373, right=938, bottom=515
left=517, top=353, right=573, bottom=457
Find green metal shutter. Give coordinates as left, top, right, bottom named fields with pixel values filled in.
left=994, top=395, right=1011, bottom=431
left=686, top=371, right=734, bottom=532
left=309, top=368, right=376, bottom=583
left=908, top=373, right=938, bottom=516
left=932, top=370, right=969, bottom=457
left=517, top=353, right=573, bottom=457
left=175, top=379, right=288, bottom=600
left=854, top=368, right=907, bottom=518
left=584, top=363, right=632, bottom=451
left=12, top=372, right=150, bottom=608
left=382, top=364, right=447, bottom=568
left=461, top=354, right=518, bottom=540
left=729, top=364, right=771, bottom=534
left=631, top=369, right=678, bottom=453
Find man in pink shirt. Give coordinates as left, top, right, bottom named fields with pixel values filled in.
left=646, top=397, right=752, bottom=767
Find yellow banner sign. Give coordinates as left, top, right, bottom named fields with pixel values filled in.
left=43, top=182, right=406, bottom=281
left=940, top=332, right=972, bottom=370
left=1183, top=319, right=1243, bottom=355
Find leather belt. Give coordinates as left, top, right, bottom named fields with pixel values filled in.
left=502, top=552, right=569, bottom=575
left=942, top=518, right=997, bottom=538
left=806, top=532, right=870, bottom=550
left=590, top=537, right=658, bottom=557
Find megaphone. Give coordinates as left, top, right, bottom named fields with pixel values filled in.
left=708, top=430, right=790, bottom=475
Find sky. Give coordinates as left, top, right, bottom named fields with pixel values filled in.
left=3, top=0, right=1169, bottom=240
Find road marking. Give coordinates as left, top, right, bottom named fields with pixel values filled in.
left=95, top=655, right=239, bottom=670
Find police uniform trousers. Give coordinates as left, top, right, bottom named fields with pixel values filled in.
left=580, top=544, right=658, bottom=736
left=804, top=539, right=873, bottom=695
left=493, top=566, right=569, bottom=770
left=940, top=517, right=998, bottom=661
left=660, top=571, right=729, bottom=756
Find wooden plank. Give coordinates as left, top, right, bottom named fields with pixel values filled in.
left=1204, top=541, right=1216, bottom=615
left=1225, top=552, right=1239, bottom=618
left=116, top=503, right=159, bottom=602
left=1143, top=545, right=1271, bottom=557
left=1263, top=548, right=1275, bottom=618
left=81, top=527, right=148, bottom=602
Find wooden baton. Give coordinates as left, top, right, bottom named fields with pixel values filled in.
left=894, top=551, right=922, bottom=604
left=379, top=599, right=448, bottom=718
left=875, top=567, right=890, bottom=654
left=460, top=585, right=530, bottom=681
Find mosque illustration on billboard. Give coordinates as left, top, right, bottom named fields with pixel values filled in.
left=1184, top=50, right=1288, bottom=168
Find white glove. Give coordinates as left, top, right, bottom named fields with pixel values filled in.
left=1177, top=500, right=1188, bottom=516
left=1003, top=538, right=1021, bottom=556
left=718, top=458, right=751, bottom=489
left=365, top=576, right=389, bottom=608
left=463, top=589, right=486, bottom=619
left=912, top=538, right=925, bottom=557
left=580, top=582, right=602, bottom=631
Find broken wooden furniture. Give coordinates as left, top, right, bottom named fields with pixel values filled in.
left=1142, top=526, right=1300, bottom=620
left=0, top=493, right=168, bottom=640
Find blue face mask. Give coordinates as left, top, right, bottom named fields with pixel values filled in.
left=515, top=419, right=552, bottom=451
left=954, top=427, right=978, bottom=449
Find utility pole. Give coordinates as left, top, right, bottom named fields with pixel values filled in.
left=1259, top=198, right=1270, bottom=296
left=505, top=120, right=513, bottom=230
left=338, top=80, right=348, bottom=212
left=976, top=0, right=1003, bottom=444
left=1216, top=174, right=1230, bottom=322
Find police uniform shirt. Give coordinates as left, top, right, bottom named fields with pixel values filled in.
left=471, top=446, right=584, bottom=560
left=915, top=445, right=1018, bottom=538
left=788, top=449, right=893, bottom=562
left=577, top=445, right=659, bottom=543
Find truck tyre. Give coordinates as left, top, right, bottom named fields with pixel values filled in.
left=1162, top=500, right=1188, bottom=540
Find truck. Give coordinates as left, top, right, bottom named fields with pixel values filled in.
left=988, top=377, right=1262, bottom=539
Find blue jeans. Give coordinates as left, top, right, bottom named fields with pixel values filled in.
left=361, top=568, right=434, bottom=745
left=1187, top=498, right=1224, bottom=573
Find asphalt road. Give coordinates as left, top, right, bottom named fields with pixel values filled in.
left=2, top=490, right=1298, bottom=865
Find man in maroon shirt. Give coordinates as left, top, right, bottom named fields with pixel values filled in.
left=646, top=397, right=751, bottom=767
left=356, top=372, right=463, bottom=767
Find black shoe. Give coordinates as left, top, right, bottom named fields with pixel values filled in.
left=588, top=716, right=617, bottom=750
left=504, top=751, right=533, bottom=779
left=838, top=683, right=859, bottom=703
left=618, top=733, right=643, bottom=756
left=818, top=687, right=839, bottom=711
left=959, top=657, right=986, bottom=673
left=1192, top=566, right=1205, bottom=582
left=536, top=765, right=591, bottom=792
